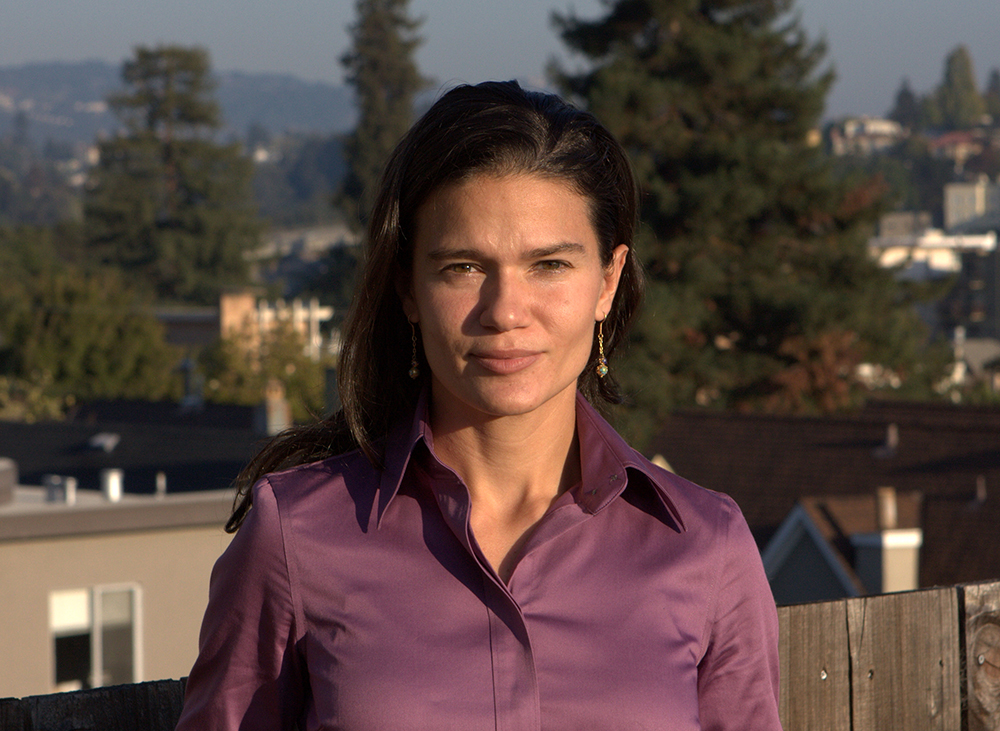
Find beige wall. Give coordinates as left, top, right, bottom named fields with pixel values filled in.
left=0, top=525, right=232, bottom=698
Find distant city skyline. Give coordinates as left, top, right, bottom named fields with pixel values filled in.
left=0, top=0, right=997, bottom=121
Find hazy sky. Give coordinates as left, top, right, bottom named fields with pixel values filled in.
left=0, top=0, right=997, bottom=120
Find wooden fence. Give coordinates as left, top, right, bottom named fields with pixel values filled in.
left=3, top=580, right=1000, bottom=730
left=780, top=579, right=1000, bottom=730
left=0, top=679, right=186, bottom=731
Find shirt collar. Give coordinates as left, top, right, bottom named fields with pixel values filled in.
left=375, top=389, right=686, bottom=533
left=571, top=392, right=686, bottom=531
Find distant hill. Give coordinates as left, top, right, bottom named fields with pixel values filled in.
left=0, top=60, right=355, bottom=146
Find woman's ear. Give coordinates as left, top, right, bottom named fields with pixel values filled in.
left=596, top=244, right=629, bottom=320
left=396, top=270, right=418, bottom=323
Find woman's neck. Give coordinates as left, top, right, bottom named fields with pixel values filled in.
left=427, top=386, right=581, bottom=581
left=428, top=386, right=580, bottom=508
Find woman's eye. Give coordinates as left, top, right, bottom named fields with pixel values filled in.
left=444, top=263, right=476, bottom=274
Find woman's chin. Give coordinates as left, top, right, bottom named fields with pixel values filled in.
left=431, top=377, right=578, bottom=423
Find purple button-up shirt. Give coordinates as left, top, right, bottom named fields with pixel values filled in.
left=177, top=393, right=781, bottom=730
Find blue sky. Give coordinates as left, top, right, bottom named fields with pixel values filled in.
left=0, top=0, right=997, bottom=120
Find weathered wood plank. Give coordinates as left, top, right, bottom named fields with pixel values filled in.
left=961, top=580, right=1000, bottom=731
left=0, top=697, right=28, bottom=731
left=0, top=678, right=186, bottom=731
left=778, top=600, right=851, bottom=731
left=847, top=588, right=961, bottom=731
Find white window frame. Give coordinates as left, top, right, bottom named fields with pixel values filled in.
left=50, top=583, right=143, bottom=690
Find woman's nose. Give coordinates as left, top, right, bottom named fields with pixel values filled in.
left=478, top=271, right=530, bottom=331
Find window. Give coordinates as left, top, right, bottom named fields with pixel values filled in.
left=49, top=585, right=142, bottom=691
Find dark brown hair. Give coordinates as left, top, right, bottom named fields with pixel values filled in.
left=227, top=80, right=643, bottom=532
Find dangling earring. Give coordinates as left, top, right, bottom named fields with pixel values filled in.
left=408, top=322, right=420, bottom=379
left=596, top=320, right=609, bottom=378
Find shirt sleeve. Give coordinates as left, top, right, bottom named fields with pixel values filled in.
left=175, top=478, right=305, bottom=731
left=697, top=497, right=783, bottom=731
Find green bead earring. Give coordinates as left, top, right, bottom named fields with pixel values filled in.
left=408, top=322, right=420, bottom=379
left=596, top=320, right=609, bottom=378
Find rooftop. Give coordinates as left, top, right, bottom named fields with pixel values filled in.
left=650, top=399, right=1000, bottom=587
left=0, top=484, right=233, bottom=541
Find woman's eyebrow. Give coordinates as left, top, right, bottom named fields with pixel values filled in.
left=426, top=247, right=481, bottom=262
left=524, top=242, right=586, bottom=259
left=425, top=242, right=586, bottom=262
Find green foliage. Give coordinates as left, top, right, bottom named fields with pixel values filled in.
left=200, top=322, right=331, bottom=422
left=0, top=236, right=181, bottom=403
left=888, top=79, right=922, bottom=130
left=890, top=46, right=987, bottom=132
left=932, top=46, right=986, bottom=130
left=553, top=0, right=942, bottom=445
left=339, top=0, right=428, bottom=225
left=109, top=46, right=220, bottom=134
left=0, top=373, right=69, bottom=423
left=85, top=45, right=260, bottom=304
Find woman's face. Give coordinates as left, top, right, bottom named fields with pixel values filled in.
left=402, top=173, right=628, bottom=425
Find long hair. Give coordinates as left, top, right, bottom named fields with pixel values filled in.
left=226, top=80, right=643, bottom=532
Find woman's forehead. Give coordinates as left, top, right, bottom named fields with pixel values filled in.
left=410, top=174, right=599, bottom=255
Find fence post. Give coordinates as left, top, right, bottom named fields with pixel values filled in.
left=846, top=587, right=961, bottom=731
left=961, top=580, right=1000, bottom=731
left=778, top=599, right=852, bottom=730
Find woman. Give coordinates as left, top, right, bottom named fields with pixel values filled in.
left=176, top=80, right=781, bottom=730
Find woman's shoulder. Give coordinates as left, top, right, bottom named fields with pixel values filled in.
left=257, top=445, right=381, bottom=512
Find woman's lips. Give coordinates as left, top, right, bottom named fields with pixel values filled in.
left=468, top=350, right=541, bottom=374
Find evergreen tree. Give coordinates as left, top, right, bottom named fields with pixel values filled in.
left=932, top=45, right=985, bottom=130
left=339, top=0, right=427, bottom=225
left=0, top=246, right=180, bottom=403
left=984, top=68, right=1000, bottom=122
left=888, top=78, right=923, bottom=130
left=554, top=0, right=937, bottom=443
left=85, top=45, right=260, bottom=303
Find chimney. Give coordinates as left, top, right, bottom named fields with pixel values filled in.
left=100, top=469, right=123, bottom=502
left=877, top=486, right=897, bottom=529
left=873, top=423, right=899, bottom=458
left=852, top=486, right=922, bottom=594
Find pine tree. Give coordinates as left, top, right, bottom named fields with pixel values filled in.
left=554, top=0, right=937, bottom=444
left=933, top=45, right=985, bottom=130
left=339, top=0, right=427, bottom=226
left=888, top=78, right=923, bottom=130
left=85, top=45, right=260, bottom=303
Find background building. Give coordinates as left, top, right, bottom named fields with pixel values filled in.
left=0, top=458, right=233, bottom=697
